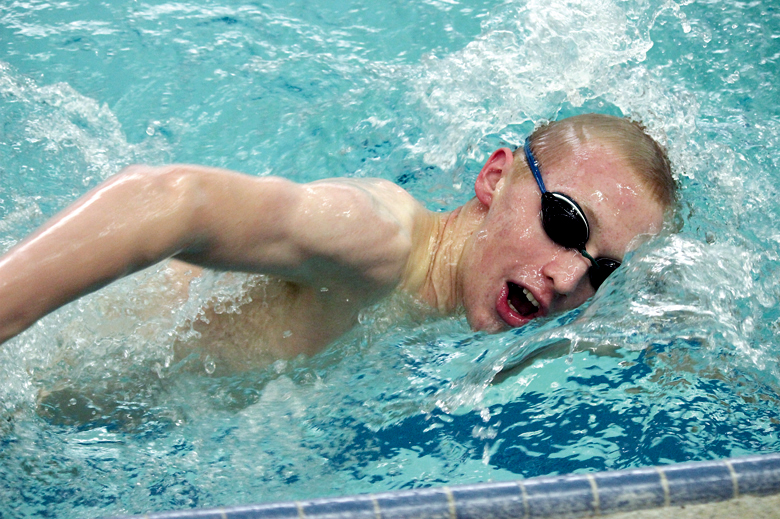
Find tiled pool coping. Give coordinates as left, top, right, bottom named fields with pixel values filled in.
left=111, top=452, right=780, bottom=519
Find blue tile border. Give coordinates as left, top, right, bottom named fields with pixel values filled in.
left=593, top=467, right=666, bottom=513
left=449, top=481, right=524, bottom=519
left=523, top=474, right=596, bottom=517
left=108, top=452, right=780, bottom=519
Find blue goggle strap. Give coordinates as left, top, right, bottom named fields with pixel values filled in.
left=523, top=137, right=547, bottom=193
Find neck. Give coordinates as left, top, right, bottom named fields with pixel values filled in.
left=401, top=197, right=485, bottom=314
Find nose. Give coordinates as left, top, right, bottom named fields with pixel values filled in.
left=540, top=248, right=593, bottom=299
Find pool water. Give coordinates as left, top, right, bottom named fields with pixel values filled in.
left=1, top=0, right=779, bottom=517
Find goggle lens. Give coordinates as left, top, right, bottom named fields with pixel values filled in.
left=588, top=257, right=621, bottom=290
left=541, top=192, right=589, bottom=250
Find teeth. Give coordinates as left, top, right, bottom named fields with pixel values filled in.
left=523, top=288, right=540, bottom=309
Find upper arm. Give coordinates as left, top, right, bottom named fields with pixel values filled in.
left=174, top=168, right=420, bottom=291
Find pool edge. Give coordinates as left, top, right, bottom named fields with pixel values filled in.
left=107, top=452, right=780, bottom=519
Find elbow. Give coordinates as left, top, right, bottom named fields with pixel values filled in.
left=115, top=164, right=205, bottom=218
left=112, top=164, right=208, bottom=261
left=115, top=164, right=197, bottom=190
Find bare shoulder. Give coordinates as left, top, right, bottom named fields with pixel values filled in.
left=307, top=177, right=423, bottom=229
left=289, top=178, right=427, bottom=288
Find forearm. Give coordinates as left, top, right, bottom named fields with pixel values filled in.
left=0, top=166, right=201, bottom=343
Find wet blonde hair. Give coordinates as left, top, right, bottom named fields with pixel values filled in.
left=518, top=114, right=676, bottom=208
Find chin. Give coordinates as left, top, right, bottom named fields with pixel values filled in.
left=466, top=312, right=509, bottom=334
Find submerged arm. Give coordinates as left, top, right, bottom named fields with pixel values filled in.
left=0, top=164, right=417, bottom=344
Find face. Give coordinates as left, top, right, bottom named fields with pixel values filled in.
left=457, top=143, right=665, bottom=333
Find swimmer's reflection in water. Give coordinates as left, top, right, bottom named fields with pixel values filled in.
left=0, top=114, right=676, bottom=372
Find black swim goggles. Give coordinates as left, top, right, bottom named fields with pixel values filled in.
left=523, top=138, right=620, bottom=290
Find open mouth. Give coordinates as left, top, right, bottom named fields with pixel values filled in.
left=507, top=281, right=540, bottom=317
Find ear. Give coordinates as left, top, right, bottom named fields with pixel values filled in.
left=474, top=147, right=515, bottom=208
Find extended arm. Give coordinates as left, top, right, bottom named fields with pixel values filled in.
left=0, top=164, right=418, bottom=344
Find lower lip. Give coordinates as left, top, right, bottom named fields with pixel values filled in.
left=495, top=284, right=532, bottom=328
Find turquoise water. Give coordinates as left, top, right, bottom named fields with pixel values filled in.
left=1, top=0, right=779, bottom=517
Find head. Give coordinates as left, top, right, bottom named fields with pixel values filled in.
left=458, top=113, right=676, bottom=332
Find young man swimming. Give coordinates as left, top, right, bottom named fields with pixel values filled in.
left=0, top=114, right=675, bottom=369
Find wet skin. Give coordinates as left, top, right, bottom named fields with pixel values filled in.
left=173, top=142, right=666, bottom=367
left=122, top=142, right=663, bottom=370
left=0, top=138, right=666, bottom=371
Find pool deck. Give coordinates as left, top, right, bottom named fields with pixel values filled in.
left=110, top=452, right=780, bottom=519
left=606, top=493, right=780, bottom=518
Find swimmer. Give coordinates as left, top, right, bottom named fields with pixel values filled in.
left=0, top=113, right=675, bottom=368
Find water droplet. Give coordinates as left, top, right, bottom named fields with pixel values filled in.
left=204, top=355, right=216, bottom=375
